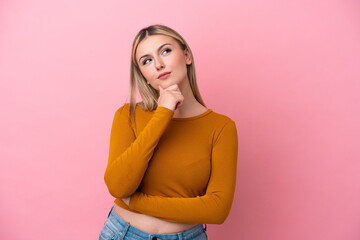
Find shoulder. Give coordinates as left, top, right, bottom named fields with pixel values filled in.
left=207, top=110, right=237, bottom=141
left=115, top=101, right=147, bottom=117
left=209, top=109, right=236, bottom=126
left=115, top=102, right=130, bottom=116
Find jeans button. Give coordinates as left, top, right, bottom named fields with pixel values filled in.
left=152, top=237, right=157, bottom=240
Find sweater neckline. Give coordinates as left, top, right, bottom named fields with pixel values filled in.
left=136, top=104, right=212, bottom=121
left=171, top=108, right=213, bottom=121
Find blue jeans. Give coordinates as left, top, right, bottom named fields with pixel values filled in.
left=99, top=205, right=208, bottom=240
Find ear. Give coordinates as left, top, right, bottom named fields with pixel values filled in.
left=184, top=49, right=192, bottom=65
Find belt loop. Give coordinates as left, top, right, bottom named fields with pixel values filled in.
left=203, top=224, right=207, bottom=231
left=177, top=232, right=183, bottom=240
left=107, top=205, right=114, bottom=218
left=119, top=222, right=130, bottom=240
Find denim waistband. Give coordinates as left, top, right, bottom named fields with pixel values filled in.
left=107, top=205, right=207, bottom=240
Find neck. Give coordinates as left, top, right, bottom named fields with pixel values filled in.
left=172, top=77, right=204, bottom=118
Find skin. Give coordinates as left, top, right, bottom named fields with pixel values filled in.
left=136, top=34, right=208, bottom=118
left=112, top=34, right=208, bottom=234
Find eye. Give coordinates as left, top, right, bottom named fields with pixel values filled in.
left=141, top=48, right=172, bottom=65
left=162, top=48, right=172, bottom=54
left=142, top=59, right=151, bottom=65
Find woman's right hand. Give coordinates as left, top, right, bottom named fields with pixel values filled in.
left=158, top=84, right=184, bottom=111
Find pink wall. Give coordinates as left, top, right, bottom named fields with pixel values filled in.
left=1, top=0, right=359, bottom=239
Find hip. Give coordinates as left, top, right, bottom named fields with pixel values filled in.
left=99, top=205, right=208, bottom=240
left=113, top=203, right=199, bottom=234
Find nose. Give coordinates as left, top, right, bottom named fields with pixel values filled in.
left=154, top=56, right=165, bottom=70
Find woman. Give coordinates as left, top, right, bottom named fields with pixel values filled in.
left=99, top=24, right=238, bottom=240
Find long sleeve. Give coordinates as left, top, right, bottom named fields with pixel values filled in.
left=104, top=105, right=174, bottom=199
left=128, top=120, right=238, bottom=224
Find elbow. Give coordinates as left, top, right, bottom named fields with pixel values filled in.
left=212, top=202, right=232, bottom=224
left=213, top=211, right=229, bottom=224
left=104, top=173, right=129, bottom=199
left=106, top=186, right=128, bottom=199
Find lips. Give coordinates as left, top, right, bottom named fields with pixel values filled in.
left=158, top=72, right=171, bottom=79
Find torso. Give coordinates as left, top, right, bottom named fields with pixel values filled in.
left=113, top=203, right=199, bottom=234
left=114, top=102, right=206, bottom=234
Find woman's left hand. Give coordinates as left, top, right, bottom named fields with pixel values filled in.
left=122, top=197, right=130, bottom=206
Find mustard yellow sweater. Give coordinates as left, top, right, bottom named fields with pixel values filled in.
left=104, top=103, right=238, bottom=224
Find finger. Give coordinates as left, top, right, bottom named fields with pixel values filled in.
left=164, top=84, right=179, bottom=91
left=171, top=89, right=182, bottom=95
left=175, top=102, right=180, bottom=110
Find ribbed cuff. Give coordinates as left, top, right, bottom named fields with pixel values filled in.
left=155, top=106, right=174, bottom=115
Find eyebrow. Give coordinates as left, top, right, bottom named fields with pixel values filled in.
left=138, top=43, right=172, bottom=63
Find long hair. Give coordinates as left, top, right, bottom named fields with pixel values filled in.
left=127, top=24, right=206, bottom=132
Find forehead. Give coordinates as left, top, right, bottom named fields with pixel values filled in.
left=136, top=35, right=177, bottom=57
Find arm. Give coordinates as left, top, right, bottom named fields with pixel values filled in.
left=104, top=105, right=174, bottom=199
left=128, top=120, right=239, bottom=224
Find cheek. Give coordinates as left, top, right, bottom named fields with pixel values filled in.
left=175, top=57, right=188, bottom=72
left=140, top=68, right=152, bottom=79
left=169, top=55, right=187, bottom=73
left=173, top=54, right=186, bottom=66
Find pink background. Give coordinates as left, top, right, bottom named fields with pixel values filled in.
left=1, top=0, right=359, bottom=239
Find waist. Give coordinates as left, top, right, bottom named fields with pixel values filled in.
left=113, top=203, right=199, bottom=234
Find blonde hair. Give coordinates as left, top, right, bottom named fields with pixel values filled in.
left=126, top=24, right=206, bottom=132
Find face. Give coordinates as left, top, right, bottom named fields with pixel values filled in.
left=135, top=34, right=192, bottom=90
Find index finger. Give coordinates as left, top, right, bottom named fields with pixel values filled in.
left=162, top=83, right=179, bottom=91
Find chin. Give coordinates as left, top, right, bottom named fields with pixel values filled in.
left=159, top=77, right=184, bottom=89
left=159, top=80, right=174, bottom=89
